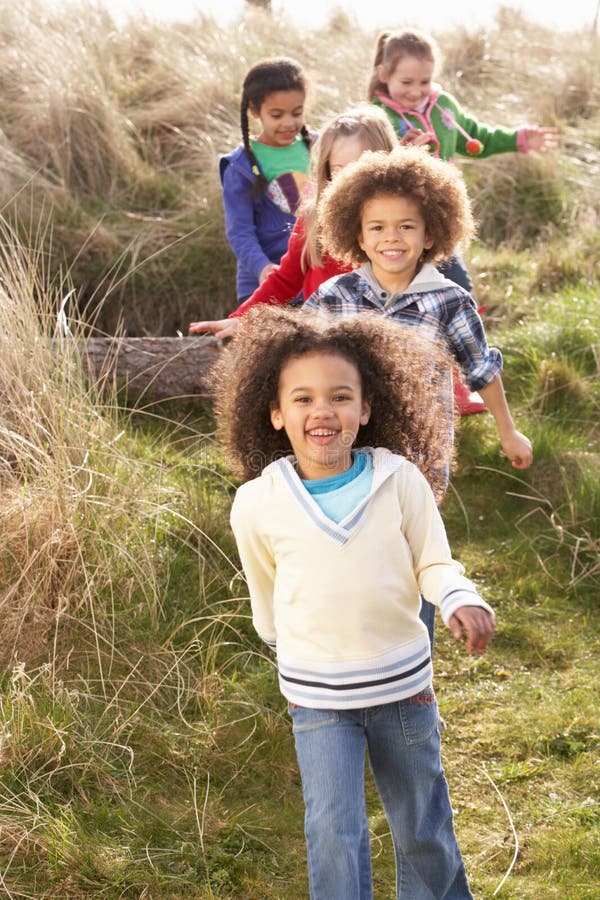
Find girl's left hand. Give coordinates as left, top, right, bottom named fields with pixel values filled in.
left=449, top=606, right=495, bottom=654
left=523, top=127, right=559, bottom=153
left=259, top=263, right=276, bottom=283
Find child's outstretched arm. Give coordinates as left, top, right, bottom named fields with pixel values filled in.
left=190, top=218, right=310, bottom=337
left=448, top=606, right=495, bottom=654
left=445, top=295, right=532, bottom=468
left=477, top=375, right=533, bottom=469
left=398, top=463, right=496, bottom=647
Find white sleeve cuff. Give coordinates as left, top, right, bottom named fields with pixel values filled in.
left=439, top=588, right=496, bottom=627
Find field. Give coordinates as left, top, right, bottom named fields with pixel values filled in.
left=0, top=2, right=598, bottom=897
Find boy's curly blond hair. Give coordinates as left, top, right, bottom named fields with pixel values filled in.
left=318, top=145, right=475, bottom=267
left=211, top=305, right=455, bottom=503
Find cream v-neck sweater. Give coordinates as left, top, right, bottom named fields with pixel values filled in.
left=230, top=448, right=494, bottom=709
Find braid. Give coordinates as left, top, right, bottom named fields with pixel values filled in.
left=367, top=31, right=392, bottom=99
left=240, top=100, right=251, bottom=160
left=374, top=31, right=391, bottom=66
left=241, top=96, right=268, bottom=197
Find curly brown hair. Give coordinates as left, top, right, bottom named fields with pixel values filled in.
left=211, top=305, right=455, bottom=502
left=317, top=145, right=475, bottom=267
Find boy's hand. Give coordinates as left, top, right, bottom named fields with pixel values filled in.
left=189, top=318, right=238, bottom=340
left=501, top=429, right=533, bottom=469
left=448, top=606, right=495, bottom=654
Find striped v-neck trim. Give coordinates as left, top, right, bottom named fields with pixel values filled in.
left=272, top=449, right=399, bottom=545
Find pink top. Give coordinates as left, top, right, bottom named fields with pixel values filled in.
left=229, top=214, right=352, bottom=318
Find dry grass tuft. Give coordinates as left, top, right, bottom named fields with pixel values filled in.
left=0, top=221, right=101, bottom=664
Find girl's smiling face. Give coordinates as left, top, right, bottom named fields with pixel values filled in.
left=379, top=54, right=434, bottom=110
left=251, top=89, right=306, bottom=147
left=358, top=193, right=432, bottom=294
left=270, top=351, right=371, bottom=480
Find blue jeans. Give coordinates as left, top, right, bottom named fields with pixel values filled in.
left=289, top=692, right=473, bottom=900
left=419, top=597, right=436, bottom=651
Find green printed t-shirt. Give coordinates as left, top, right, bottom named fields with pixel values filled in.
left=251, top=136, right=310, bottom=215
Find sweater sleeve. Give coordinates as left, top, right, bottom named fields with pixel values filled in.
left=229, top=216, right=307, bottom=319
left=230, top=484, right=277, bottom=648
left=221, top=162, right=272, bottom=281
left=444, top=289, right=503, bottom=391
left=445, top=92, right=519, bottom=159
left=397, top=465, right=494, bottom=626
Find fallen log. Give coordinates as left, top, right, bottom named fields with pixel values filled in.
left=84, top=335, right=223, bottom=401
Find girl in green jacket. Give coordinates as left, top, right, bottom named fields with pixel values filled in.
left=368, top=28, right=558, bottom=162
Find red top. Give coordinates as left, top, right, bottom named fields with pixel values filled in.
left=229, top=214, right=352, bottom=318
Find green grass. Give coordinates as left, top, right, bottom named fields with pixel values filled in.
left=3, top=312, right=597, bottom=898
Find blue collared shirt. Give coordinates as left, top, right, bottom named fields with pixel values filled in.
left=304, top=263, right=502, bottom=391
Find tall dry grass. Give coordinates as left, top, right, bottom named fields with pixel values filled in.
left=0, top=215, right=175, bottom=666
left=0, top=219, right=110, bottom=666
left=0, top=213, right=262, bottom=894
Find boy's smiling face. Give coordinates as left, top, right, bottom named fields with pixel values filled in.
left=270, top=351, right=371, bottom=480
left=358, top=193, right=432, bottom=294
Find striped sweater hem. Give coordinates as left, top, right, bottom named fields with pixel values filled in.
left=276, top=637, right=432, bottom=709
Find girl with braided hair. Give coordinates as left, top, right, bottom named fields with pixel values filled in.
left=220, top=56, right=315, bottom=302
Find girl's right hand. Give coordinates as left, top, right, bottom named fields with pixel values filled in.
left=400, top=128, right=434, bottom=149
left=188, top=318, right=238, bottom=340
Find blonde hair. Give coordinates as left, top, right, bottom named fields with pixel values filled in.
left=367, top=30, right=440, bottom=100
left=318, top=145, right=475, bottom=267
left=301, top=106, right=397, bottom=270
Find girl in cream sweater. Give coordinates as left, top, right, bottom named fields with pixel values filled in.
left=212, top=306, right=495, bottom=900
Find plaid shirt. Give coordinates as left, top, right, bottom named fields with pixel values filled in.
left=304, top=263, right=503, bottom=392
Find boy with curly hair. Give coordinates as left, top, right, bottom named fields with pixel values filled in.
left=306, top=145, right=532, bottom=470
